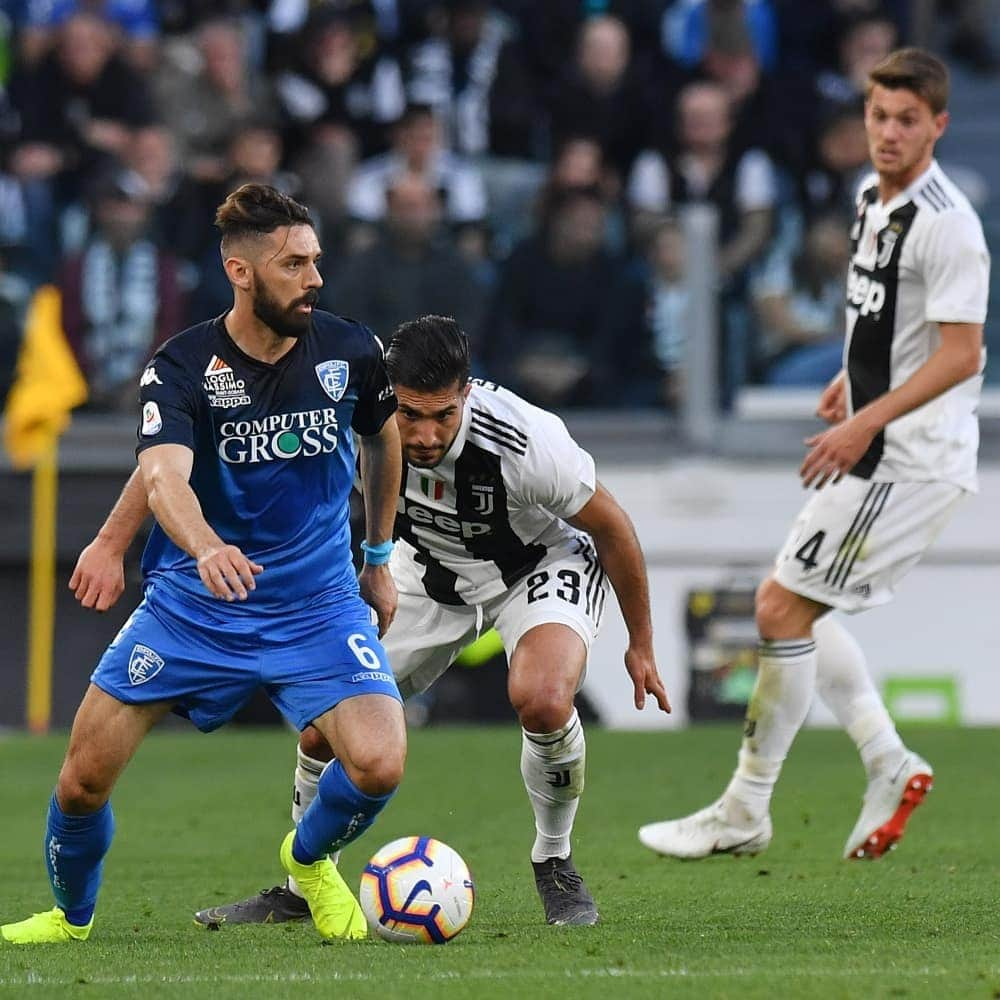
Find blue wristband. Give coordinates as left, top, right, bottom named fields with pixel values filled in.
left=361, top=539, right=394, bottom=565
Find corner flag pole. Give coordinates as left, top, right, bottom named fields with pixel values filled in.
left=27, top=437, right=58, bottom=733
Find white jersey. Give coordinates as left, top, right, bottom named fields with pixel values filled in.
left=845, top=160, right=990, bottom=491
left=392, top=380, right=597, bottom=606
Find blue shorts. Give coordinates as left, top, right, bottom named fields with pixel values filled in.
left=91, top=585, right=401, bottom=733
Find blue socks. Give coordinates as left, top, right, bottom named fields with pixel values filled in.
left=292, top=759, right=394, bottom=864
left=44, top=793, right=115, bottom=926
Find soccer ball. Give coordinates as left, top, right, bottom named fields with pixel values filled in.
left=359, top=836, right=475, bottom=944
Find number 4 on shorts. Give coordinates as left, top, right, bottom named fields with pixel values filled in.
left=794, top=530, right=826, bottom=571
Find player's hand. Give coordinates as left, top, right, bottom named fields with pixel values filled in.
left=359, top=563, right=398, bottom=637
left=816, top=372, right=847, bottom=425
left=196, top=545, right=263, bottom=601
left=69, top=537, right=126, bottom=612
left=625, top=644, right=671, bottom=713
left=800, top=413, right=879, bottom=489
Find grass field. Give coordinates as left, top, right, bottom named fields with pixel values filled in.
left=1, top=724, right=997, bottom=999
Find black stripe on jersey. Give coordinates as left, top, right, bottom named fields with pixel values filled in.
left=824, top=484, right=878, bottom=586
left=927, top=178, right=954, bottom=210
left=580, top=541, right=600, bottom=617
left=469, top=419, right=527, bottom=456
left=920, top=186, right=946, bottom=213
left=394, top=462, right=466, bottom=606
left=847, top=201, right=919, bottom=478
left=837, top=483, right=892, bottom=589
left=453, top=442, right=546, bottom=587
left=471, top=407, right=528, bottom=444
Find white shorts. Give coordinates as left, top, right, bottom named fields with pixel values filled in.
left=773, top=476, right=965, bottom=613
left=383, top=541, right=610, bottom=699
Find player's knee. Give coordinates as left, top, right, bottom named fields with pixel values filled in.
left=511, top=684, right=573, bottom=734
left=347, top=748, right=406, bottom=797
left=299, top=725, right=335, bottom=763
left=755, top=577, right=811, bottom=640
left=56, top=764, right=112, bottom=815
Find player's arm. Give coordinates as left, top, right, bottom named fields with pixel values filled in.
left=138, top=443, right=263, bottom=601
left=568, top=483, right=671, bottom=714
left=70, top=467, right=151, bottom=611
left=801, top=322, right=982, bottom=487
left=816, top=369, right=847, bottom=425
left=357, top=417, right=402, bottom=636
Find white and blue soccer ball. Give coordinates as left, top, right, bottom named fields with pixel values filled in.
left=359, top=836, right=475, bottom=944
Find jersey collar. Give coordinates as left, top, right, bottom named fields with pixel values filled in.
left=878, top=159, right=939, bottom=213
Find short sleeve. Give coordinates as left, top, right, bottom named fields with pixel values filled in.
left=352, top=329, right=398, bottom=436
left=515, top=410, right=596, bottom=520
left=734, top=149, right=776, bottom=213
left=627, top=150, right=671, bottom=213
left=922, top=211, right=990, bottom=324
left=135, top=350, right=198, bottom=456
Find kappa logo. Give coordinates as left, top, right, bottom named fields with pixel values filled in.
left=128, top=644, right=164, bottom=686
left=140, top=366, right=162, bottom=387
left=316, top=359, right=349, bottom=402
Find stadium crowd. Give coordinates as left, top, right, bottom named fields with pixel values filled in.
left=0, top=0, right=994, bottom=412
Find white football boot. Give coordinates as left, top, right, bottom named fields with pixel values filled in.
left=638, top=799, right=772, bottom=859
left=843, top=752, right=934, bottom=860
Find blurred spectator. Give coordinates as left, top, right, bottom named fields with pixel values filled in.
left=535, top=135, right=626, bottom=253
left=405, top=0, right=510, bottom=156
left=815, top=12, right=897, bottom=114
left=911, top=0, right=998, bottom=74
left=661, top=0, right=779, bottom=73
left=772, top=0, right=907, bottom=79
left=18, top=0, right=159, bottom=70
left=345, top=103, right=488, bottom=259
left=9, top=12, right=156, bottom=187
left=796, top=105, right=870, bottom=222
left=155, top=17, right=278, bottom=182
left=752, top=213, right=848, bottom=386
left=627, top=80, right=775, bottom=282
left=0, top=252, right=31, bottom=406
left=546, top=15, right=656, bottom=179
left=275, top=7, right=404, bottom=160
left=59, top=171, right=184, bottom=410
left=329, top=173, right=485, bottom=346
left=482, top=185, right=627, bottom=408
left=599, top=217, right=689, bottom=408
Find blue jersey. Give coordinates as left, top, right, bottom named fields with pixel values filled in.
left=135, top=310, right=396, bottom=616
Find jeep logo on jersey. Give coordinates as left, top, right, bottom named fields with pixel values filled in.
left=316, top=360, right=349, bottom=402
left=128, top=644, right=164, bottom=685
left=217, top=408, right=339, bottom=463
left=399, top=497, right=491, bottom=539
left=847, top=269, right=886, bottom=317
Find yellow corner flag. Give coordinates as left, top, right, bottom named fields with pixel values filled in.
left=3, top=284, right=88, bottom=732
left=3, top=284, right=88, bottom=468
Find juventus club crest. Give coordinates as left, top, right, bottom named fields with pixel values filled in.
left=471, top=483, right=494, bottom=516
left=316, top=360, right=349, bottom=402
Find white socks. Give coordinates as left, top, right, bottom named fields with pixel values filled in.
left=520, top=709, right=586, bottom=863
left=814, top=615, right=905, bottom=777
left=288, top=745, right=332, bottom=897
left=723, top=639, right=817, bottom=824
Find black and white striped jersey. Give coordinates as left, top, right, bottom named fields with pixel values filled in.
left=845, top=160, right=990, bottom=490
left=392, top=381, right=597, bottom=606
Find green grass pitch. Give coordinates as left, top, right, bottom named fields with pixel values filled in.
left=1, top=724, right=998, bottom=999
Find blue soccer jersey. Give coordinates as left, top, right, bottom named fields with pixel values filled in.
left=135, top=309, right=397, bottom=615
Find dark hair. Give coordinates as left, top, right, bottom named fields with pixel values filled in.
left=867, top=47, right=949, bottom=114
left=386, top=315, right=471, bottom=391
left=215, top=183, right=314, bottom=255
